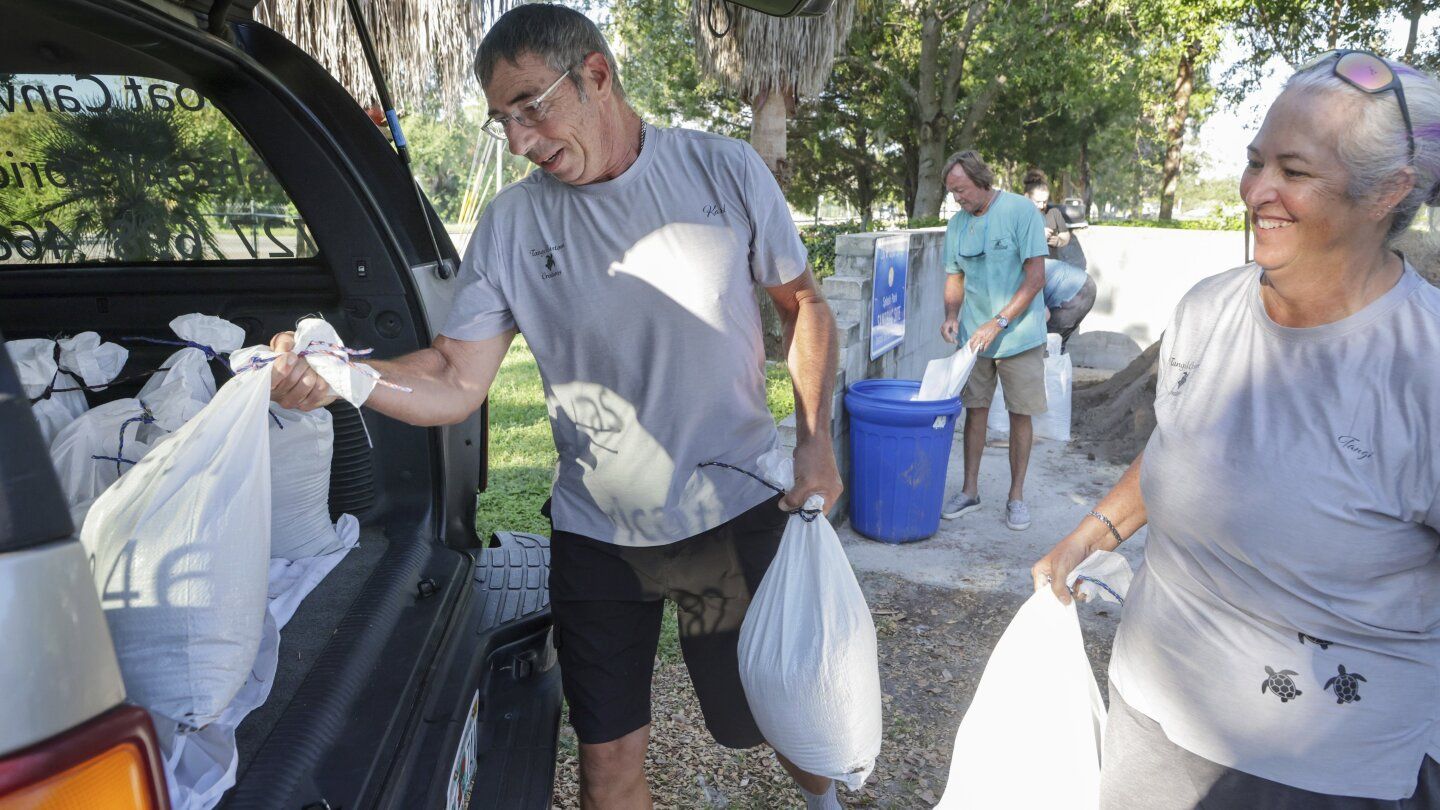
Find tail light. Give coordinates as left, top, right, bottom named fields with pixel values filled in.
left=0, top=704, right=168, bottom=809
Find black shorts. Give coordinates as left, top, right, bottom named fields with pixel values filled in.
left=547, top=495, right=787, bottom=747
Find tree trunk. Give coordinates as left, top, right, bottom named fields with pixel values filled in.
left=855, top=128, right=874, bottom=228
left=1079, top=135, right=1092, bottom=217
left=1327, top=0, right=1343, bottom=49
left=1159, top=42, right=1200, bottom=221
left=1405, top=0, right=1423, bottom=61
left=911, top=122, right=950, bottom=221
left=750, top=90, right=792, bottom=189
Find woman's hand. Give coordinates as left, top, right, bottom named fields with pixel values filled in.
left=1032, top=532, right=1103, bottom=605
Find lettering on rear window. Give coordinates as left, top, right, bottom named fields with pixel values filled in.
left=0, top=74, right=317, bottom=266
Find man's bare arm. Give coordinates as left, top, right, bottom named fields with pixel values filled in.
left=270, top=329, right=515, bottom=427
left=765, top=269, right=842, bottom=511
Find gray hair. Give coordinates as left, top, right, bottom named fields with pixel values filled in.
left=474, top=4, right=625, bottom=103
left=1286, top=56, right=1440, bottom=240
left=942, top=150, right=994, bottom=191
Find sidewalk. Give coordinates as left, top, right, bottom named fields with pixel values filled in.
left=835, top=434, right=1147, bottom=597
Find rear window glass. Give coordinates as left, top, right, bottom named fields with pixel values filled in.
left=0, top=74, right=317, bottom=265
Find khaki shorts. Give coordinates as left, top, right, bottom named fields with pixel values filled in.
left=962, top=343, right=1048, bottom=416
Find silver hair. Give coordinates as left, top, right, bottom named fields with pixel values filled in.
left=1285, top=56, right=1440, bottom=240
left=474, top=4, right=625, bottom=103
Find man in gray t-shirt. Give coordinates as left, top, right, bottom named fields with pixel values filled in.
left=264, top=6, right=843, bottom=809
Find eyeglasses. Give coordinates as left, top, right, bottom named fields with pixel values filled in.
left=481, top=65, right=578, bottom=140
left=1303, top=50, right=1416, bottom=163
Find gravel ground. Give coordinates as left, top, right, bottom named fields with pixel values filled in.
left=551, top=571, right=1120, bottom=808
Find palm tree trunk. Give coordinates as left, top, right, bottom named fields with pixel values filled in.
left=1404, top=0, right=1423, bottom=61
left=750, top=90, right=791, bottom=189
left=1159, top=41, right=1200, bottom=221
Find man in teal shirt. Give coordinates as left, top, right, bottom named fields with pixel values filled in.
left=938, top=150, right=1048, bottom=531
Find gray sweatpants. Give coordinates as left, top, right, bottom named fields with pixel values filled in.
left=1101, top=686, right=1440, bottom=809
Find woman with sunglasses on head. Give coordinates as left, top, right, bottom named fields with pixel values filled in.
left=1033, top=53, right=1440, bottom=808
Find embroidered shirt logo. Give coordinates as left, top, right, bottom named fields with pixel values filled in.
left=1337, top=435, right=1374, bottom=462
left=703, top=202, right=726, bottom=218
left=530, top=242, right=564, bottom=279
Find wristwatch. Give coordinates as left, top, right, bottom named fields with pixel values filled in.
left=995, top=316, right=1010, bottom=329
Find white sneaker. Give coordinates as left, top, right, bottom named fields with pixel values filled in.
left=942, top=493, right=981, bottom=520
left=1006, top=499, right=1031, bottom=531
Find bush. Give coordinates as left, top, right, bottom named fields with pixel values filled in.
left=799, top=222, right=868, bottom=280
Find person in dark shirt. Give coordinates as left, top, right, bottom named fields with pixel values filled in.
left=1023, top=170, right=1095, bottom=351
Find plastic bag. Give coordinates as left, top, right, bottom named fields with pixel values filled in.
left=138, top=314, right=246, bottom=420
left=936, top=551, right=1131, bottom=809
left=736, top=451, right=882, bottom=790
left=268, top=405, right=344, bottom=560
left=915, top=345, right=977, bottom=402
left=80, top=347, right=274, bottom=729
left=986, top=334, right=1072, bottom=441
left=7, top=333, right=128, bottom=444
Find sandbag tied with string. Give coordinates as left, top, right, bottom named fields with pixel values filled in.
left=5, top=332, right=128, bottom=444
left=134, top=314, right=247, bottom=425
left=49, top=392, right=191, bottom=526
left=80, top=345, right=280, bottom=731
left=712, top=449, right=883, bottom=791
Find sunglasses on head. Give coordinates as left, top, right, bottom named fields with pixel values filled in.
left=1302, top=50, right=1416, bottom=163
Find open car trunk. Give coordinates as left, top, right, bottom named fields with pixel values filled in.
left=1, top=0, right=560, bottom=805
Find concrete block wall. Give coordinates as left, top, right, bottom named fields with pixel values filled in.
left=780, top=227, right=953, bottom=518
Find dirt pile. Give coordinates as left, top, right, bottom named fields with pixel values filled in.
left=1071, top=340, right=1160, bottom=466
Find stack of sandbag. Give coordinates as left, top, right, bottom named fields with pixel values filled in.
left=81, top=345, right=277, bottom=729
left=6, top=333, right=127, bottom=444
left=987, top=333, right=1073, bottom=441
left=737, top=450, right=883, bottom=791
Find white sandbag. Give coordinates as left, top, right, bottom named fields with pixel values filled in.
left=915, top=345, right=977, bottom=402
left=268, top=405, right=343, bottom=560
left=8, top=333, right=128, bottom=444
left=936, top=551, right=1130, bottom=809
left=157, top=515, right=359, bottom=810
left=138, top=314, right=246, bottom=416
left=291, top=317, right=379, bottom=407
left=985, top=334, right=1072, bottom=441
left=50, top=398, right=175, bottom=510
left=737, top=451, right=882, bottom=790
left=81, top=348, right=274, bottom=729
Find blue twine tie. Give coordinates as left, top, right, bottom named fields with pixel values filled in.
left=123, top=336, right=225, bottom=362
left=90, top=404, right=157, bottom=475
left=1074, top=575, right=1125, bottom=605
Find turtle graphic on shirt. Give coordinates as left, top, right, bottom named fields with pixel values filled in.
left=1324, top=665, right=1367, bottom=704
left=1297, top=632, right=1333, bottom=650
left=1261, top=666, right=1303, bottom=702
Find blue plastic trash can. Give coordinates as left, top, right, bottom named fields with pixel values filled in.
left=845, top=378, right=963, bottom=543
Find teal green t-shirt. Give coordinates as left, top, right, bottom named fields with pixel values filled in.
left=943, top=190, right=1049, bottom=358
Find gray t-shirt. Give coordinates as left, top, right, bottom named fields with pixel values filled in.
left=1111, top=263, right=1440, bottom=799
left=441, top=126, right=807, bottom=546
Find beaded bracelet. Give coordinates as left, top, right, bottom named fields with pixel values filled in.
left=1089, top=510, right=1125, bottom=546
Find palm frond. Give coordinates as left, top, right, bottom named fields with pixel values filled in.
left=688, top=0, right=857, bottom=101
left=253, top=0, right=521, bottom=113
